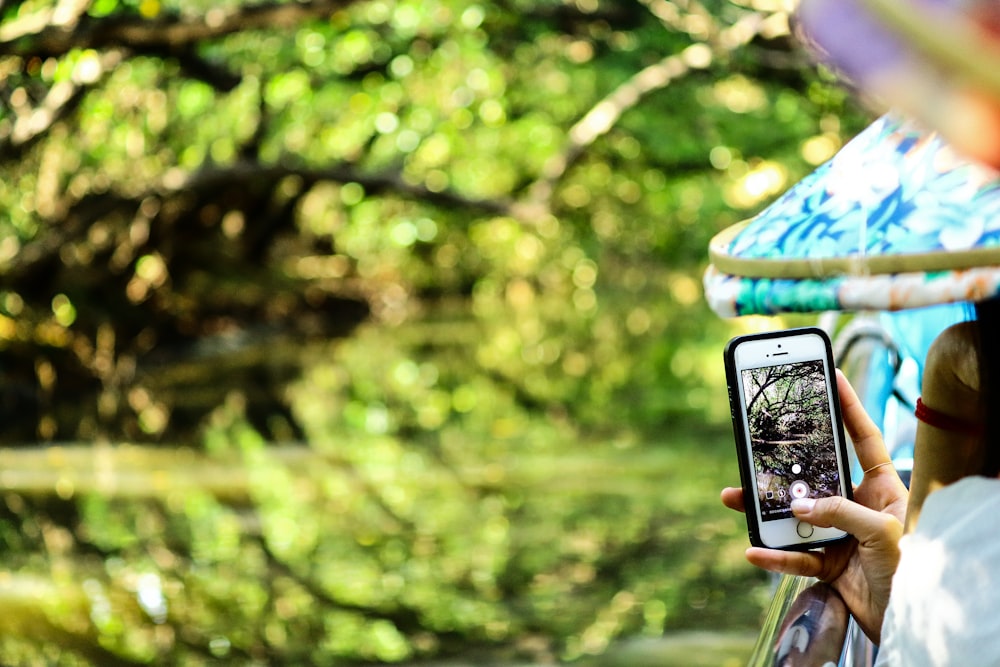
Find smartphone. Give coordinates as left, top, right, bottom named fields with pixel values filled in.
left=724, top=327, right=853, bottom=550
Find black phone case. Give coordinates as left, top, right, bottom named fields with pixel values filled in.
left=723, top=326, right=853, bottom=551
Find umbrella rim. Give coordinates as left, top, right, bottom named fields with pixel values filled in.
left=703, top=262, right=1000, bottom=316
left=709, top=219, right=1000, bottom=280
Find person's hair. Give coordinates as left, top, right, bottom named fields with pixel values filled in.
left=974, top=295, right=1000, bottom=477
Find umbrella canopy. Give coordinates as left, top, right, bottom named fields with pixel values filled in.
left=796, top=0, right=1000, bottom=169
left=704, top=114, right=1000, bottom=317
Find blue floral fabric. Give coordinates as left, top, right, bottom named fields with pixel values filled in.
left=705, top=114, right=1000, bottom=317
left=728, top=115, right=1000, bottom=262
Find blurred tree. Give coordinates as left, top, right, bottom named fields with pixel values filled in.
left=0, top=0, right=870, bottom=663
left=1, top=0, right=865, bottom=442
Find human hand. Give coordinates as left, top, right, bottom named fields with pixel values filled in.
left=721, top=369, right=908, bottom=643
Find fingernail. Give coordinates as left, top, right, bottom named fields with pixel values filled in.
left=791, top=498, right=815, bottom=513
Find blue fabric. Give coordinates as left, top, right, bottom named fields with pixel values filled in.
left=704, top=114, right=1000, bottom=317
left=728, top=115, right=1000, bottom=263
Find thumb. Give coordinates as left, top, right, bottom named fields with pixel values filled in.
left=791, top=496, right=902, bottom=547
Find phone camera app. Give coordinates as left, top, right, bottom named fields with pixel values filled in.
left=740, top=359, right=842, bottom=521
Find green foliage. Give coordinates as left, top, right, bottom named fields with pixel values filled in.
left=0, top=0, right=872, bottom=663
left=0, top=396, right=763, bottom=663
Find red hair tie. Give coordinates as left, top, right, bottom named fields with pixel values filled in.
left=914, top=397, right=984, bottom=437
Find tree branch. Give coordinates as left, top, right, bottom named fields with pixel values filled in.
left=0, top=50, right=123, bottom=164
left=1, top=159, right=513, bottom=285
left=1, top=0, right=358, bottom=56
left=522, top=8, right=773, bottom=216
left=165, top=161, right=514, bottom=217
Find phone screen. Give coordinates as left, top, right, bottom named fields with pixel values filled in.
left=740, top=358, right=843, bottom=522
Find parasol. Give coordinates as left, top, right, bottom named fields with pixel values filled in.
left=704, top=114, right=1000, bottom=317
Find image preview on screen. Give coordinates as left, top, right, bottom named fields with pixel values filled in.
left=740, top=359, right=841, bottom=521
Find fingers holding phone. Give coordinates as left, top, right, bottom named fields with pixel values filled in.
left=790, top=496, right=903, bottom=551
left=751, top=492, right=903, bottom=643
left=830, top=368, right=909, bottom=524
left=834, top=369, right=899, bottom=482
left=720, top=486, right=744, bottom=513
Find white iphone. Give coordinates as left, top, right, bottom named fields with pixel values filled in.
left=724, top=327, right=852, bottom=550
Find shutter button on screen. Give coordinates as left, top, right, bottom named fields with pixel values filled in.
left=790, top=481, right=814, bottom=537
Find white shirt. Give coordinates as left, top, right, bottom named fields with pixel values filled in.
left=876, top=476, right=1000, bottom=666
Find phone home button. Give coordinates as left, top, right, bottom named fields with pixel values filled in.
left=796, top=521, right=815, bottom=539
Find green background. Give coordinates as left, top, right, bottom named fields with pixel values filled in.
left=0, top=0, right=869, bottom=664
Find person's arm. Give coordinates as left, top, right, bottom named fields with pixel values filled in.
left=906, top=321, right=984, bottom=532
